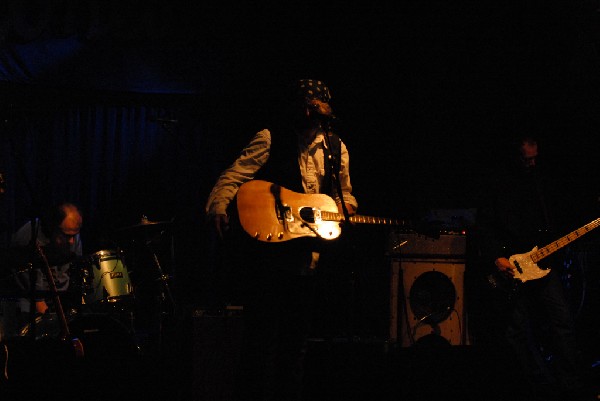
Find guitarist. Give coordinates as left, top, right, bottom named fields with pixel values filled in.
left=205, top=79, right=358, bottom=401
left=476, top=135, right=593, bottom=400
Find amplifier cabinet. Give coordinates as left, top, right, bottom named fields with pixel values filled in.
left=389, top=258, right=469, bottom=347
left=388, top=231, right=466, bottom=258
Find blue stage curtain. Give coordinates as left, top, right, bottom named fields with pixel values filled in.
left=0, top=88, right=232, bottom=305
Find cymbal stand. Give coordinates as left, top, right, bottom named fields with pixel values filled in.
left=148, top=244, right=175, bottom=308
left=145, top=239, right=176, bottom=353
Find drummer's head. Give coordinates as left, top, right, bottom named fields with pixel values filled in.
left=42, top=202, right=82, bottom=247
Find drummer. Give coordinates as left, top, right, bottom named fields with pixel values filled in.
left=8, top=201, right=83, bottom=332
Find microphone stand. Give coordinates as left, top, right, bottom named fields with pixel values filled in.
left=322, top=120, right=350, bottom=223
left=322, top=120, right=358, bottom=336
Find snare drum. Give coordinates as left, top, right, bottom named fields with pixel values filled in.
left=83, top=250, right=133, bottom=305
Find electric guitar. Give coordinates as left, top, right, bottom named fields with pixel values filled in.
left=487, top=217, right=600, bottom=295
left=236, top=180, right=408, bottom=242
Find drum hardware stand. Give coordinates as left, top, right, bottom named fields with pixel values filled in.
left=145, top=239, right=176, bottom=353
left=113, top=215, right=176, bottom=354
left=26, top=220, right=40, bottom=340
left=112, top=248, right=138, bottom=337
left=149, top=249, right=175, bottom=309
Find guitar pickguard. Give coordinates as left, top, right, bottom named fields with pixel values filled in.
left=509, top=246, right=551, bottom=283
left=283, top=206, right=341, bottom=239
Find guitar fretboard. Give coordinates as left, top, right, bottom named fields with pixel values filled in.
left=321, top=211, right=407, bottom=226
left=532, top=218, right=600, bottom=262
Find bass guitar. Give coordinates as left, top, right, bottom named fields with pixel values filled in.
left=236, top=180, right=407, bottom=242
left=487, top=217, right=600, bottom=295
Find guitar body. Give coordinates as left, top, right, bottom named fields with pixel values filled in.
left=487, top=247, right=553, bottom=299
left=237, top=180, right=342, bottom=242
left=509, top=246, right=552, bottom=283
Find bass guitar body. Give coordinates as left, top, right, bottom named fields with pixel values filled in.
left=509, top=246, right=552, bottom=283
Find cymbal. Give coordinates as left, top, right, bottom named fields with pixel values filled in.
left=115, top=217, right=172, bottom=233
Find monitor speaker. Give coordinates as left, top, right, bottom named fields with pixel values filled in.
left=390, top=258, right=468, bottom=347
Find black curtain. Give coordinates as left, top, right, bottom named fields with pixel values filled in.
left=0, top=85, right=228, bottom=306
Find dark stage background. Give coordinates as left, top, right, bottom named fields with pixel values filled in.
left=1, top=1, right=600, bottom=341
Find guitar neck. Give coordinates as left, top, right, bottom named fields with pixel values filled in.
left=532, top=218, right=600, bottom=263
left=321, top=211, right=407, bottom=226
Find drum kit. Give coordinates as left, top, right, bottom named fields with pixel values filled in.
left=0, top=216, right=176, bottom=360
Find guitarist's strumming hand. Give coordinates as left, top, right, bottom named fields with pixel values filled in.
left=213, top=214, right=230, bottom=240
left=494, top=257, right=515, bottom=279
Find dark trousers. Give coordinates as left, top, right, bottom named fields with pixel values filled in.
left=504, top=269, right=585, bottom=394
left=235, top=269, right=317, bottom=401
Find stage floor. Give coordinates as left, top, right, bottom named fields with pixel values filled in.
left=1, top=312, right=599, bottom=401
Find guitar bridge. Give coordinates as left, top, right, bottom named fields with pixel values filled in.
left=275, top=202, right=292, bottom=223
left=284, top=206, right=294, bottom=222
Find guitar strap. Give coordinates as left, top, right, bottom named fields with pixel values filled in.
left=323, top=131, right=349, bottom=222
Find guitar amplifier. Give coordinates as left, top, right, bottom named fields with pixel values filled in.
left=387, top=231, right=469, bottom=346
left=387, top=230, right=467, bottom=260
